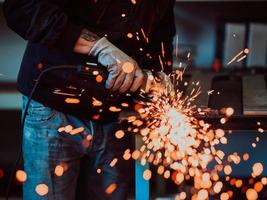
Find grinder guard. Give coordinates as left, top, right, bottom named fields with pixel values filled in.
left=31, top=63, right=123, bottom=121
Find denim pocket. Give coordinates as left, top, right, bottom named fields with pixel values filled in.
left=23, top=96, right=57, bottom=124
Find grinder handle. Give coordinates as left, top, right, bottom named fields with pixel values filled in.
left=77, top=63, right=108, bottom=80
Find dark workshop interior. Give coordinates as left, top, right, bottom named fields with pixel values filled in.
left=0, top=0, right=267, bottom=199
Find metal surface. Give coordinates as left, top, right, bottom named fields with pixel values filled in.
left=186, top=70, right=267, bottom=115
left=185, top=70, right=219, bottom=108
left=243, top=75, right=267, bottom=115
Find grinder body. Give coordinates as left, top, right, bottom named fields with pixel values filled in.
left=32, top=63, right=121, bottom=121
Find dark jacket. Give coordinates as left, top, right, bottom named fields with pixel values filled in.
left=3, top=0, right=176, bottom=97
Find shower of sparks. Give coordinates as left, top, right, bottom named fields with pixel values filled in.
left=121, top=68, right=266, bottom=199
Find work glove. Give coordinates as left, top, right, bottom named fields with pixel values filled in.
left=89, top=37, right=144, bottom=93
left=119, top=70, right=174, bottom=121
left=141, top=70, right=175, bottom=98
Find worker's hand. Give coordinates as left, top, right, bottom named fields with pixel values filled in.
left=89, top=37, right=144, bottom=93
left=141, top=70, right=174, bottom=97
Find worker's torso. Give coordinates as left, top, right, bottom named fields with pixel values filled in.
left=17, top=0, right=171, bottom=96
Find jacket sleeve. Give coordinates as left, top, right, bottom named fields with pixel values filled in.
left=149, top=0, right=176, bottom=74
left=2, top=0, right=83, bottom=51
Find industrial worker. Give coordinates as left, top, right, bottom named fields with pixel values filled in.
left=3, top=0, right=176, bottom=199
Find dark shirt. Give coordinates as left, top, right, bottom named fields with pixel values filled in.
left=3, top=0, right=176, bottom=97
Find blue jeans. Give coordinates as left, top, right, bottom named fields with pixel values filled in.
left=22, top=96, right=131, bottom=200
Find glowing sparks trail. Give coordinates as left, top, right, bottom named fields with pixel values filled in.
left=128, top=77, right=217, bottom=183
left=141, top=28, right=149, bottom=43
left=227, top=48, right=250, bottom=66
left=161, top=42, right=165, bottom=58
left=123, top=69, right=266, bottom=199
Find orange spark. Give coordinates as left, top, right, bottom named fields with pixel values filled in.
left=246, top=188, right=258, bottom=200
left=258, top=128, right=264, bottom=133
left=109, top=106, right=122, bottom=112
left=54, top=165, right=64, bottom=177
left=161, top=42, right=165, bottom=58
left=16, top=170, right=27, bottom=183
left=65, top=98, right=80, bottom=104
left=115, top=130, right=125, bottom=139
left=143, top=169, right=152, bottom=181
left=220, top=192, right=229, bottom=200
left=92, top=97, right=103, bottom=107
left=122, top=62, right=134, bottom=73
left=35, top=184, right=49, bottom=196
left=105, top=183, right=117, bottom=194
left=69, top=127, right=84, bottom=135
left=207, top=90, right=214, bottom=95
left=96, top=75, right=103, bottom=83
left=110, top=158, right=118, bottom=167
left=127, top=33, right=133, bottom=39
left=141, top=28, right=149, bottom=43
left=130, top=0, right=136, bottom=5
left=93, top=70, right=99, bottom=75
left=252, top=163, right=263, bottom=177
left=243, top=153, right=250, bottom=161
left=254, top=182, right=263, bottom=192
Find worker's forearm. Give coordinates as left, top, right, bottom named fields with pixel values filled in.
left=73, top=29, right=100, bottom=55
